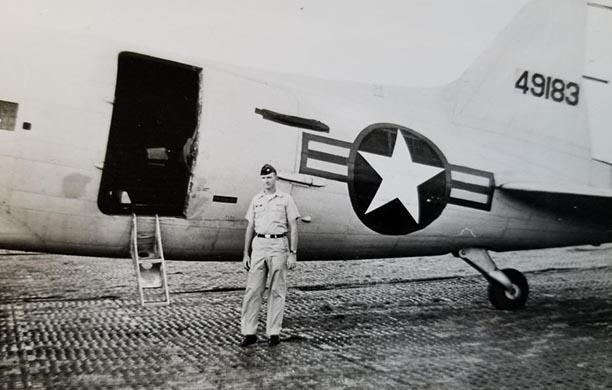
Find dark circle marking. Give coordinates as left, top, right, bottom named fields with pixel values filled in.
left=347, top=123, right=450, bottom=235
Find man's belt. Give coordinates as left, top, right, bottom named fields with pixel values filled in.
left=255, top=232, right=287, bottom=239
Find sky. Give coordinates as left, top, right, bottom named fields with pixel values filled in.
left=2, top=0, right=531, bottom=86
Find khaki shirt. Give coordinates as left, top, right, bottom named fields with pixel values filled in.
left=245, top=191, right=300, bottom=235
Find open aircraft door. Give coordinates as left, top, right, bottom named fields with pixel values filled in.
left=98, top=52, right=201, bottom=217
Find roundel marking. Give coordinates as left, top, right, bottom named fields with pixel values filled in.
left=347, top=124, right=451, bottom=235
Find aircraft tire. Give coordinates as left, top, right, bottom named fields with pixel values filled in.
left=488, top=268, right=529, bottom=310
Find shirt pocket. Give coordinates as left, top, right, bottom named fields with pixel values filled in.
left=270, top=203, right=286, bottom=222
left=253, top=201, right=265, bottom=218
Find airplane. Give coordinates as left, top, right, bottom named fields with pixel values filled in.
left=0, top=0, right=611, bottom=310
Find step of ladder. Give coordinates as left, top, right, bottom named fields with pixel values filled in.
left=131, top=214, right=170, bottom=306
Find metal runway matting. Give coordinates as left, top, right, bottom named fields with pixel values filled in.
left=1, top=246, right=611, bottom=389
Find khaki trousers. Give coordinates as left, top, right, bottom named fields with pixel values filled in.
left=241, top=237, right=288, bottom=336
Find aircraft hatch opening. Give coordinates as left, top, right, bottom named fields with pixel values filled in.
left=98, top=52, right=201, bottom=217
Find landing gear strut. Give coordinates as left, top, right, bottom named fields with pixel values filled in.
left=457, top=248, right=529, bottom=310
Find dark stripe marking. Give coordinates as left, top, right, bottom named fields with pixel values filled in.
left=451, top=180, right=491, bottom=195
left=307, top=150, right=348, bottom=166
left=255, top=108, right=330, bottom=132
left=448, top=197, right=492, bottom=211
left=582, top=75, right=609, bottom=84
left=299, top=132, right=352, bottom=182
left=448, top=164, right=495, bottom=211
left=212, top=195, right=238, bottom=204
left=587, top=2, right=612, bottom=11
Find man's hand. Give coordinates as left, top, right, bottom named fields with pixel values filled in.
left=287, top=253, right=297, bottom=270
left=242, top=254, right=251, bottom=271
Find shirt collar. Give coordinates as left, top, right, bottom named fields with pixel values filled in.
left=257, top=190, right=283, bottom=199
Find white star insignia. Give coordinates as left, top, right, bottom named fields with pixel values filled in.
left=358, top=133, right=444, bottom=223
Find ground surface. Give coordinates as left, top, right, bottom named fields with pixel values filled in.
left=1, top=245, right=611, bottom=389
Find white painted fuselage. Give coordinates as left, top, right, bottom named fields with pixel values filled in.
left=0, top=0, right=610, bottom=261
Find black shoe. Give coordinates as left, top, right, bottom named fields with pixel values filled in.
left=239, top=335, right=257, bottom=347
left=268, top=335, right=280, bottom=347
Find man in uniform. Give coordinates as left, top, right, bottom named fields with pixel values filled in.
left=240, top=164, right=300, bottom=347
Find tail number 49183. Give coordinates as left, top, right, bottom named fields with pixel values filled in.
left=514, top=70, right=579, bottom=106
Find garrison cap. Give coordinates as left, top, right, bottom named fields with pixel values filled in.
left=260, top=164, right=277, bottom=175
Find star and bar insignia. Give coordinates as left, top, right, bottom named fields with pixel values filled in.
left=299, top=124, right=495, bottom=235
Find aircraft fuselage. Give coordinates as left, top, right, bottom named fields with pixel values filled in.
left=1, top=4, right=611, bottom=261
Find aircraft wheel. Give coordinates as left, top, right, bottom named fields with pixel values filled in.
left=488, top=268, right=529, bottom=310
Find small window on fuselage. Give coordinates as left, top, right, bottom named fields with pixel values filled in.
left=0, top=100, right=18, bottom=131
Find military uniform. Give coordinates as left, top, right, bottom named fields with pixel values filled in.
left=241, top=190, right=300, bottom=337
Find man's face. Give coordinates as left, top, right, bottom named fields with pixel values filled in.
left=260, top=172, right=277, bottom=190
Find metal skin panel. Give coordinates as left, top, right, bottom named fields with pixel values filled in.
left=0, top=0, right=610, bottom=261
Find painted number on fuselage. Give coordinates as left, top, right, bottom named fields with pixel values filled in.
left=515, top=70, right=579, bottom=106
